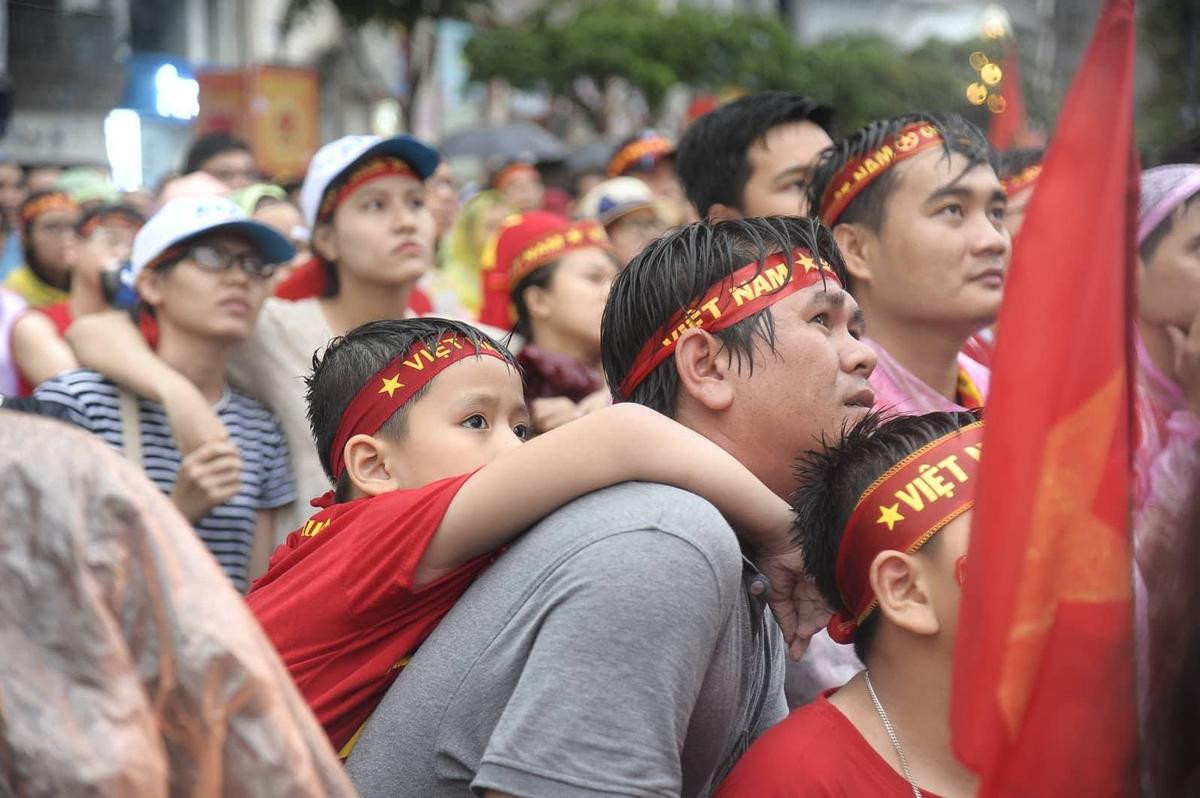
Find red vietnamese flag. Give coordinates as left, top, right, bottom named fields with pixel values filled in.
left=951, top=0, right=1139, bottom=796
left=988, top=41, right=1029, bottom=151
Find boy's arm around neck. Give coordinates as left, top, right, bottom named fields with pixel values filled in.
left=419, top=402, right=792, bottom=585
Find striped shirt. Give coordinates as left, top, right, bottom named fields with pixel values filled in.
left=34, top=369, right=296, bottom=590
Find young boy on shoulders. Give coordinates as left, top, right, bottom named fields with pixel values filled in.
left=248, top=316, right=815, bottom=757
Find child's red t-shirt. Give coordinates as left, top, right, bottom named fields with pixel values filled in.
left=716, top=691, right=943, bottom=797
left=247, top=472, right=491, bottom=753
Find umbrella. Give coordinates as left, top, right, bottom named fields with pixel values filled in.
left=439, top=122, right=567, bottom=163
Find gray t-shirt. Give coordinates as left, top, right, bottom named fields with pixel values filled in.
left=346, top=482, right=788, bottom=798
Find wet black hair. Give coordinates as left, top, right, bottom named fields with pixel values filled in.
left=791, top=409, right=982, bottom=662
left=675, top=91, right=834, bottom=219
left=601, top=215, right=847, bottom=415
left=806, top=111, right=996, bottom=233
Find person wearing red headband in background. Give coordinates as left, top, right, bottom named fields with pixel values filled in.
left=997, top=148, right=1044, bottom=240
left=346, top=217, right=872, bottom=797
left=482, top=211, right=618, bottom=433
left=67, top=135, right=442, bottom=540
left=719, top=410, right=983, bottom=798
left=608, top=129, right=696, bottom=225
left=807, top=113, right=1009, bottom=416
left=491, top=159, right=545, bottom=213
left=10, top=204, right=145, bottom=395
left=248, top=315, right=816, bottom=762
left=4, top=189, right=81, bottom=308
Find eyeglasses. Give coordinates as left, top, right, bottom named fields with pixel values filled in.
left=184, top=244, right=277, bottom=279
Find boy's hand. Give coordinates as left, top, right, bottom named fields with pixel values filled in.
left=171, top=439, right=244, bottom=522
left=753, top=543, right=832, bottom=662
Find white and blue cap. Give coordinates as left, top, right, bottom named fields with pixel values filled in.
left=299, top=134, right=440, bottom=227
left=577, top=176, right=657, bottom=227
left=130, top=196, right=296, bottom=280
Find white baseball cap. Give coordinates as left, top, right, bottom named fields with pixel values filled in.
left=299, top=134, right=440, bottom=227
left=130, top=196, right=296, bottom=279
left=577, top=177, right=657, bottom=226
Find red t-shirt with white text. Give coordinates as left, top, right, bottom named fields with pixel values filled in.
left=247, top=472, right=490, bottom=751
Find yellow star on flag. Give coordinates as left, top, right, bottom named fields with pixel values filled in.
left=877, top=503, right=905, bottom=531
left=566, top=228, right=584, bottom=244
left=379, top=374, right=404, bottom=398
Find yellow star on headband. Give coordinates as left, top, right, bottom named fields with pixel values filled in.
left=877, top=503, right=905, bottom=531
left=379, top=374, right=404, bottom=398
left=566, top=228, right=584, bottom=244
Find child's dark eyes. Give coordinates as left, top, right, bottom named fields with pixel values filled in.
left=513, top=423, right=530, bottom=441
left=809, top=312, right=830, bottom=329
left=461, top=414, right=489, bottom=430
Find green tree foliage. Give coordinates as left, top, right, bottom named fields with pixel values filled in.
left=282, top=0, right=485, bottom=31
left=464, top=0, right=1009, bottom=135
left=1138, top=0, right=1199, bottom=162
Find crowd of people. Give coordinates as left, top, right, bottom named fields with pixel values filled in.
left=0, top=73, right=1196, bottom=797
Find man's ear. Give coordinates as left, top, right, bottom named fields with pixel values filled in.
left=673, top=328, right=735, bottom=412
left=832, top=223, right=875, bottom=287
left=706, top=202, right=744, bottom=223
left=870, top=550, right=940, bottom=637
left=312, top=221, right=339, bottom=263
left=344, top=433, right=405, bottom=497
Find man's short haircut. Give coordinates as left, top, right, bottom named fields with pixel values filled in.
left=997, top=147, right=1045, bottom=182
left=601, top=215, right=848, bottom=416
left=806, top=111, right=996, bottom=234
left=183, top=133, right=251, bottom=175
left=675, top=91, right=833, bottom=218
left=791, top=409, right=982, bottom=662
left=306, top=317, right=519, bottom=497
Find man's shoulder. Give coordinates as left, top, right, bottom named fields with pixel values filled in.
left=530, top=481, right=743, bottom=567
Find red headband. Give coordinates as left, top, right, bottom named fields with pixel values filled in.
left=819, top=122, right=944, bottom=226
left=618, top=249, right=841, bottom=397
left=827, top=421, right=984, bottom=644
left=1001, top=163, right=1043, bottom=197
left=79, top=210, right=142, bottom=238
left=326, top=335, right=508, bottom=483
left=508, top=220, right=609, bottom=287
left=493, top=163, right=539, bottom=190
left=607, top=136, right=674, bottom=178
left=21, top=192, right=79, bottom=227
left=318, top=156, right=418, bottom=222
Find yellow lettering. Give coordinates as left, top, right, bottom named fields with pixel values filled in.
left=700, top=296, right=722, bottom=319
left=731, top=283, right=756, bottom=307
left=938, top=455, right=968, bottom=482
left=750, top=273, right=772, bottom=297
left=765, top=263, right=788, bottom=290
left=965, top=444, right=982, bottom=461
left=918, top=463, right=954, bottom=499
left=895, top=483, right=926, bottom=512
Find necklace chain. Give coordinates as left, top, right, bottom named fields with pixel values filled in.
left=864, top=670, right=923, bottom=798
